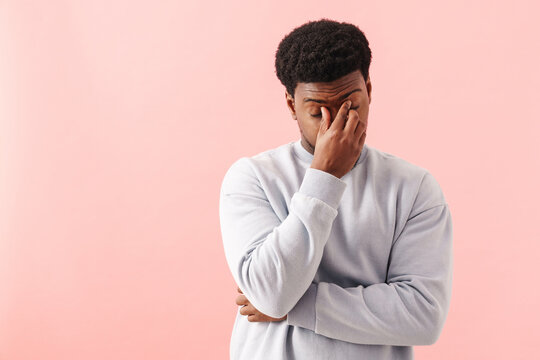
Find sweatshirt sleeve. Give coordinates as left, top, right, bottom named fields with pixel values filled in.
left=219, top=157, right=347, bottom=319
left=286, top=172, right=454, bottom=346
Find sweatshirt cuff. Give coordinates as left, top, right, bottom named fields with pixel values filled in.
left=298, top=168, right=347, bottom=209
left=286, top=282, right=317, bottom=331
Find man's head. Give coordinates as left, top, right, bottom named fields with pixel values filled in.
left=275, top=19, right=372, bottom=154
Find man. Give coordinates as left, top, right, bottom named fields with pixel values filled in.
left=219, top=18, right=453, bottom=360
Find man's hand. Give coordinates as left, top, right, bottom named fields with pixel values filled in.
left=235, top=287, right=287, bottom=322
left=311, top=100, right=367, bottom=179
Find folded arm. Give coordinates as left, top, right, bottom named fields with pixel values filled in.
left=219, top=157, right=347, bottom=319
left=287, top=173, right=454, bottom=346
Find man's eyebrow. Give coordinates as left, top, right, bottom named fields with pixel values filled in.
left=303, top=88, right=362, bottom=103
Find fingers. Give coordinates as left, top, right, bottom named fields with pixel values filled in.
left=236, top=295, right=257, bottom=319
left=236, top=292, right=259, bottom=320
left=348, top=109, right=367, bottom=138
left=319, top=106, right=331, bottom=133
left=357, top=114, right=367, bottom=142
left=329, top=100, right=351, bottom=131
left=236, top=298, right=288, bottom=322
left=239, top=303, right=255, bottom=316
left=237, top=286, right=243, bottom=294
left=344, top=108, right=360, bottom=134
left=358, top=129, right=367, bottom=145
left=235, top=294, right=248, bottom=306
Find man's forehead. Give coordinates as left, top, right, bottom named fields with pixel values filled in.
left=301, top=88, right=362, bottom=104
left=296, top=71, right=364, bottom=100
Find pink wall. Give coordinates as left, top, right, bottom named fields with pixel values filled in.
left=1, top=1, right=539, bottom=359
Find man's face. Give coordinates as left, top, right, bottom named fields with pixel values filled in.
left=285, top=70, right=372, bottom=154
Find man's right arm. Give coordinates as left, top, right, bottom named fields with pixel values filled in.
left=219, top=157, right=346, bottom=319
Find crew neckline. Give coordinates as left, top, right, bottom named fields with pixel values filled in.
left=292, top=139, right=369, bottom=168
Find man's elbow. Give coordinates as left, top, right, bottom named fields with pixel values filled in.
left=253, top=293, right=293, bottom=319
left=235, top=257, right=294, bottom=319
left=264, top=305, right=289, bottom=319
left=247, top=297, right=288, bottom=319
left=239, top=285, right=293, bottom=319
left=415, top=308, right=448, bottom=346
left=420, top=323, right=444, bottom=346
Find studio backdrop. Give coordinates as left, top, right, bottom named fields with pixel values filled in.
left=0, top=1, right=538, bottom=359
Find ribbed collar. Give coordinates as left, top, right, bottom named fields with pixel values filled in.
left=292, top=139, right=369, bottom=169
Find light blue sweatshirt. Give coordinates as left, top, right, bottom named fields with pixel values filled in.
left=219, top=139, right=453, bottom=360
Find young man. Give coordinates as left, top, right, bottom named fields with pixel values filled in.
left=219, top=18, right=453, bottom=360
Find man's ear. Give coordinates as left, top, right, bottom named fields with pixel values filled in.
left=285, top=91, right=297, bottom=120
left=366, top=75, right=372, bottom=105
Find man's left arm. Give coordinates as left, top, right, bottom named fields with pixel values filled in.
left=286, top=172, right=454, bottom=346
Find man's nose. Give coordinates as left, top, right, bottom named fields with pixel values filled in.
left=327, top=106, right=342, bottom=122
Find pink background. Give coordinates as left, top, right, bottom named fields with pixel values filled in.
left=1, top=1, right=539, bottom=359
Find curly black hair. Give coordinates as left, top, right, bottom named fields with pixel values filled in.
left=275, top=18, right=372, bottom=98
